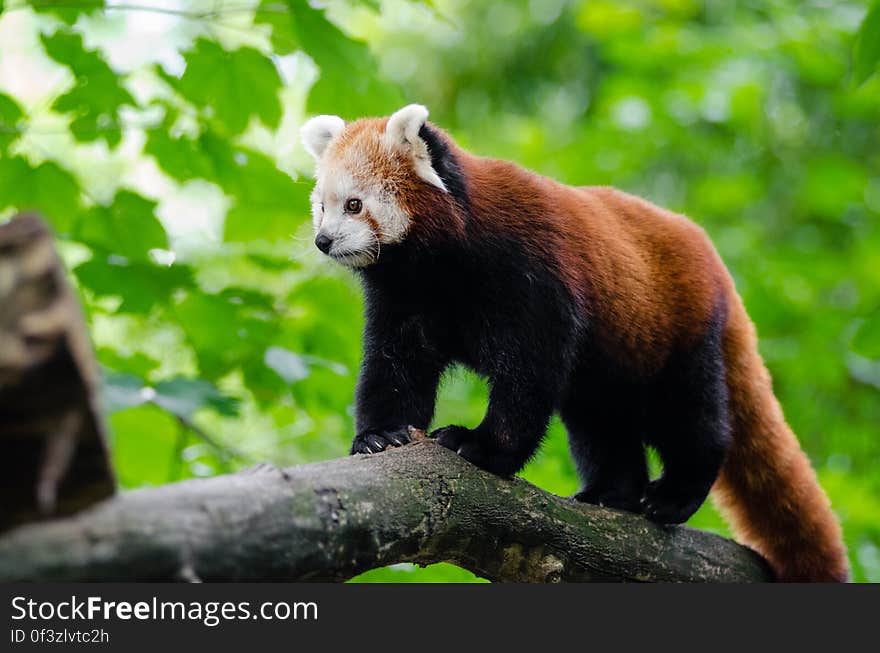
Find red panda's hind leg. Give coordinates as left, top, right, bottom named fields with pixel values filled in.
left=562, top=380, right=649, bottom=514
left=569, top=439, right=648, bottom=513
left=641, top=309, right=732, bottom=524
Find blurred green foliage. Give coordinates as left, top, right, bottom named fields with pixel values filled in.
left=0, top=0, right=878, bottom=582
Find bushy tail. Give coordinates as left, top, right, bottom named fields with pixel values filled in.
left=712, top=295, right=849, bottom=582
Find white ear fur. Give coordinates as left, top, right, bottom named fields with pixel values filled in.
left=300, top=115, right=346, bottom=160
left=385, top=104, right=429, bottom=148
left=384, top=104, right=447, bottom=192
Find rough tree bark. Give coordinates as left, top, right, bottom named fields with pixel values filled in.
left=0, top=214, right=114, bottom=532
left=0, top=439, right=772, bottom=582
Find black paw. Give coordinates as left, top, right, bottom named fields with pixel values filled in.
left=640, top=477, right=707, bottom=524
left=572, top=487, right=644, bottom=514
left=430, top=424, right=473, bottom=451
left=350, top=426, right=411, bottom=455
left=430, top=425, right=517, bottom=476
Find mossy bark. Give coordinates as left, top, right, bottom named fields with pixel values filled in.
left=0, top=441, right=771, bottom=582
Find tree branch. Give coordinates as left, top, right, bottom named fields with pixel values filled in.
left=3, top=2, right=289, bottom=20
left=0, top=440, right=772, bottom=582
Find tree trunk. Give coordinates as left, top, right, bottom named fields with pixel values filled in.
left=0, top=214, right=114, bottom=532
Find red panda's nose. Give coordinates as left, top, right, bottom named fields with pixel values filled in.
left=315, top=233, right=333, bottom=254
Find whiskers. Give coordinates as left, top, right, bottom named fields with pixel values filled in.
left=370, top=229, right=383, bottom=263
left=291, top=227, right=385, bottom=268
left=288, top=233, right=322, bottom=264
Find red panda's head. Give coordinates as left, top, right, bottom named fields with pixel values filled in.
left=300, top=104, right=452, bottom=267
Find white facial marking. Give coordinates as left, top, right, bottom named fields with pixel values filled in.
left=309, top=164, right=411, bottom=268
left=303, top=103, right=450, bottom=268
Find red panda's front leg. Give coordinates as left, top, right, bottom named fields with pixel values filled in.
left=431, top=368, right=562, bottom=476
left=351, top=314, right=448, bottom=455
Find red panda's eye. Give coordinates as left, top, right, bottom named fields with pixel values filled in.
left=345, top=198, right=362, bottom=214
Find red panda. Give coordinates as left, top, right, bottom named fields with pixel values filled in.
left=301, top=104, right=849, bottom=582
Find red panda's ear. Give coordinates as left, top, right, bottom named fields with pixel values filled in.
left=384, top=104, right=447, bottom=192
left=300, top=115, right=345, bottom=160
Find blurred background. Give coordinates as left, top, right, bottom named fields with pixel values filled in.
left=0, top=0, right=878, bottom=582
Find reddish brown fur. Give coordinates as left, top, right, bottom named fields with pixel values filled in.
left=713, top=295, right=849, bottom=581
left=458, top=156, right=722, bottom=376
left=464, top=159, right=850, bottom=581
left=335, top=120, right=849, bottom=580
left=326, top=118, right=466, bottom=239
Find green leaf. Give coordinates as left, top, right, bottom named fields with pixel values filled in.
left=265, top=346, right=310, bottom=383
left=853, top=313, right=880, bottom=359
left=166, top=39, right=282, bottom=135
left=0, top=156, right=81, bottom=233
left=254, top=0, right=298, bottom=54
left=98, top=348, right=161, bottom=378
left=153, top=377, right=240, bottom=419
left=176, top=291, right=276, bottom=380
left=172, top=291, right=291, bottom=405
left=144, top=127, right=231, bottom=186
left=855, top=1, right=880, bottom=84
left=40, top=30, right=135, bottom=146
left=74, top=256, right=194, bottom=315
left=146, top=127, right=311, bottom=243
left=109, top=404, right=180, bottom=487
left=265, top=346, right=349, bottom=384
left=102, top=370, right=149, bottom=413
left=0, top=93, right=22, bottom=122
left=33, top=0, right=104, bottom=25
left=218, top=287, right=277, bottom=311
left=222, top=150, right=313, bottom=242
left=73, top=190, right=167, bottom=260
left=0, top=92, right=23, bottom=154
left=247, top=252, right=299, bottom=271
left=284, top=1, right=403, bottom=116
left=254, top=0, right=385, bottom=58
left=101, top=370, right=239, bottom=418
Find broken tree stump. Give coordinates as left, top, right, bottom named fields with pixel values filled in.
left=0, top=213, right=114, bottom=531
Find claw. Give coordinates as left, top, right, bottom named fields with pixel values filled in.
left=350, top=426, right=415, bottom=456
